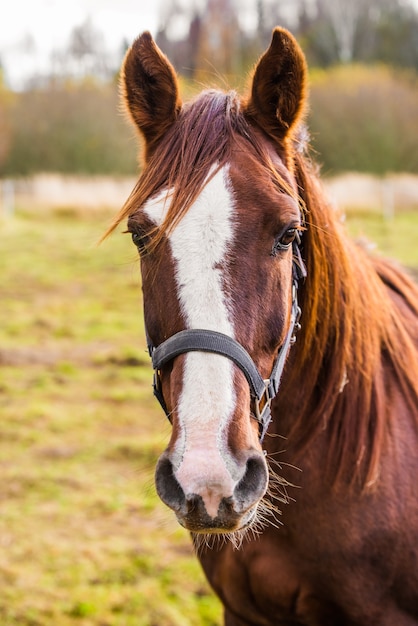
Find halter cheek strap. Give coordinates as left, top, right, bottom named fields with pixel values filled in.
left=146, top=239, right=306, bottom=442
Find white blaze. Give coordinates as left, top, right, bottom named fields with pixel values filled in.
left=144, top=166, right=238, bottom=516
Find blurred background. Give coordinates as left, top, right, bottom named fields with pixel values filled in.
left=2, top=0, right=418, bottom=213
left=1, top=1, right=418, bottom=625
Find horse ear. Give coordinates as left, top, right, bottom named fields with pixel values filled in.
left=245, top=28, right=308, bottom=144
left=122, top=32, right=182, bottom=159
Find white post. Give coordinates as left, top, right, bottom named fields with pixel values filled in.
left=1, top=179, right=15, bottom=218
left=381, top=178, right=394, bottom=221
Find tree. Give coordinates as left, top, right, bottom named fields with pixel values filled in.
left=195, top=0, right=241, bottom=77
left=156, top=0, right=242, bottom=80
left=65, top=17, right=111, bottom=80
left=373, top=2, right=418, bottom=68
left=156, top=1, right=201, bottom=78
left=0, top=74, right=12, bottom=170
left=318, top=0, right=365, bottom=62
left=292, top=0, right=418, bottom=69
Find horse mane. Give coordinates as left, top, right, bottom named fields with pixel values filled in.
left=107, top=87, right=418, bottom=490
left=104, top=89, right=299, bottom=243
left=284, top=153, right=418, bottom=489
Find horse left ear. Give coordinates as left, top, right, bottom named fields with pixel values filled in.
left=245, top=28, right=308, bottom=145
left=121, top=32, right=182, bottom=160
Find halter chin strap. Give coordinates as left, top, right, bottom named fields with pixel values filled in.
left=146, top=238, right=306, bottom=442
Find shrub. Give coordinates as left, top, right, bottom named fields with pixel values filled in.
left=309, top=65, right=418, bottom=174
left=1, top=80, right=138, bottom=176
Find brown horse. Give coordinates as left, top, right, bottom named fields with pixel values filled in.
left=109, top=28, right=418, bottom=625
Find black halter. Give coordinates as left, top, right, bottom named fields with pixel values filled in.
left=145, top=238, right=306, bottom=442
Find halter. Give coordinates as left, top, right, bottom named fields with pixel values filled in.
left=145, top=237, right=306, bottom=442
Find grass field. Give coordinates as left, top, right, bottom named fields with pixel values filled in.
left=0, top=208, right=222, bottom=626
left=1, top=205, right=418, bottom=626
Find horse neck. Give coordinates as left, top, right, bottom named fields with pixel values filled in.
left=290, top=158, right=378, bottom=409
left=270, top=155, right=418, bottom=488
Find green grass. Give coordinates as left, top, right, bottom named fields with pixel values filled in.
left=0, top=209, right=222, bottom=626
left=344, top=208, right=418, bottom=268
left=0, top=206, right=417, bottom=625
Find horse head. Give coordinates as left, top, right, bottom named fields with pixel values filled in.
left=121, top=29, right=308, bottom=534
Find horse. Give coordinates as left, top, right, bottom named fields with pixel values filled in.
left=108, top=27, right=418, bottom=625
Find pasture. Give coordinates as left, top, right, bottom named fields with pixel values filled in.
left=1, top=204, right=418, bottom=625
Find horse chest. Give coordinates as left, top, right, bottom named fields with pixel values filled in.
left=199, top=531, right=344, bottom=625
left=198, top=501, right=418, bottom=625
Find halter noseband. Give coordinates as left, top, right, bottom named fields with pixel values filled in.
left=146, top=238, right=306, bottom=442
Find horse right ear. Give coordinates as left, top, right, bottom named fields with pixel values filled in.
left=122, top=32, right=182, bottom=160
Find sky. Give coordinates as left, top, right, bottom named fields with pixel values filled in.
left=0, top=0, right=164, bottom=87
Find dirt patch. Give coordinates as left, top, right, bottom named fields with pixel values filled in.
left=0, top=343, right=149, bottom=367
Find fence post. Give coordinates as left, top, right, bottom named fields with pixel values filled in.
left=381, top=178, right=394, bottom=220
left=1, top=179, right=15, bottom=218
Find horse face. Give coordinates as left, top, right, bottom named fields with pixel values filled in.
left=131, top=155, right=300, bottom=533
left=141, top=168, right=268, bottom=532
left=123, top=29, right=307, bottom=533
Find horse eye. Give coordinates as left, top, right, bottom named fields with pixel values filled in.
left=272, top=228, right=297, bottom=255
left=131, top=230, right=148, bottom=254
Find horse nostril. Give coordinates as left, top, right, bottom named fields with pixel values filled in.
left=185, top=493, right=201, bottom=515
left=234, top=453, right=269, bottom=512
left=155, top=454, right=185, bottom=513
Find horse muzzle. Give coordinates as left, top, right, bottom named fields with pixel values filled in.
left=155, top=450, right=268, bottom=532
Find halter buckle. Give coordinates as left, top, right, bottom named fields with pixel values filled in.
left=153, top=369, right=171, bottom=420
left=254, top=379, right=274, bottom=441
